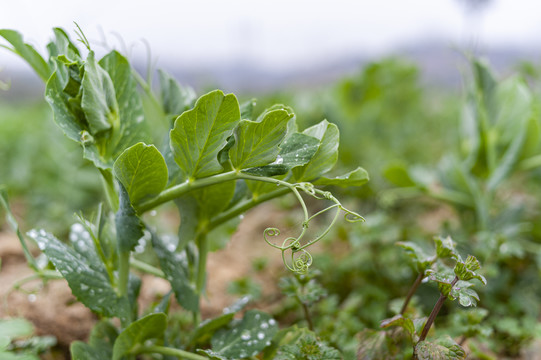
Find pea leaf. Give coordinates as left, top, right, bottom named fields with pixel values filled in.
left=383, top=163, right=417, bottom=187
left=45, top=71, right=87, bottom=143
left=415, top=336, right=465, bottom=360
left=242, top=132, right=320, bottom=177
left=151, top=231, right=199, bottom=313
left=0, top=29, right=50, bottom=81
left=46, top=27, right=81, bottom=61
left=99, top=51, right=150, bottom=156
left=240, top=99, right=256, bottom=120
left=314, top=167, right=369, bottom=187
left=230, top=109, right=292, bottom=170
left=0, top=318, right=34, bottom=339
left=113, top=143, right=168, bottom=205
left=71, top=342, right=105, bottom=360
left=170, top=90, right=241, bottom=179
left=200, top=310, right=278, bottom=359
left=112, top=313, right=167, bottom=360
left=27, top=230, right=129, bottom=320
left=115, top=183, right=144, bottom=252
left=158, top=69, right=196, bottom=116
left=81, top=51, right=118, bottom=134
left=293, top=120, right=339, bottom=181
left=189, top=313, right=235, bottom=346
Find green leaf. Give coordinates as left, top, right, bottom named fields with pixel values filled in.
left=0, top=318, right=34, bottom=339
left=81, top=51, right=118, bottom=134
left=230, top=109, right=292, bottom=170
left=0, top=29, right=50, bottom=81
left=415, top=336, right=465, bottom=360
left=274, top=329, right=341, bottom=360
left=27, top=230, right=129, bottom=320
left=151, top=232, right=199, bottom=313
left=242, top=132, right=320, bottom=177
left=397, top=241, right=435, bottom=273
left=99, top=51, right=150, bottom=156
left=240, top=99, right=256, bottom=120
left=45, top=71, right=86, bottom=142
left=113, top=143, right=168, bottom=205
left=434, top=236, right=458, bottom=260
left=292, top=120, right=339, bottom=181
left=426, top=270, right=456, bottom=297
left=158, top=69, right=196, bottom=116
left=202, top=310, right=278, bottom=359
left=71, top=342, right=104, bottom=360
left=380, top=315, right=415, bottom=339
left=170, top=90, right=241, bottom=179
left=454, top=256, right=487, bottom=285
left=46, top=27, right=81, bottom=61
left=314, top=167, right=369, bottom=187
left=112, top=313, right=167, bottom=360
left=449, top=281, right=480, bottom=307
left=115, top=183, right=144, bottom=252
left=383, top=163, right=417, bottom=187
left=190, top=313, right=235, bottom=346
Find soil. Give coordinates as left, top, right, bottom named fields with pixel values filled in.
left=0, top=203, right=289, bottom=358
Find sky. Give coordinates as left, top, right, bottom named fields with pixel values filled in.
left=1, top=0, right=541, bottom=72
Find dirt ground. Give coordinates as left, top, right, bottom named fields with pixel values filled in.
left=0, top=203, right=289, bottom=357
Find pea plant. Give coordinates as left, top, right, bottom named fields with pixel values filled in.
left=0, top=27, right=369, bottom=359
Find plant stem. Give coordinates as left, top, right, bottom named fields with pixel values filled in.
left=117, top=251, right=130, bottom=297
left=98, top=168, right=119, bottom=212
left=301, top=302, right=314, bottom=331
left=130, top=258, right=165, bottom=278
left=196, top=233, right=208, bottom=295
left=418, top=276, right=459, bottom=342
left=137, top=171, right=301, bottom=214
left=137, top=345, right=208, bottom=360
left=400, top=272, right=424, bottom=315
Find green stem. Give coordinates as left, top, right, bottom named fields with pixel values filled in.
left=301, top=301, right=314, bottom=331
left=0, top=188, right=39, bottom=272
left=137, top=345, right=208, bottom=360
left=196, top=233, right=208, bottom=295
left=130, top=258, right=165, bottom=278
left=98, top=168, right=119, bottom=212
left=137, top=171, right=239, bottom=213
left=117, top=251, right=130, bottom=297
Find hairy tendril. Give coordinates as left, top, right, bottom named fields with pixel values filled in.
left=262, top=182, right=364, bottom=273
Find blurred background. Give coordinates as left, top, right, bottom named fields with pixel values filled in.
left=2, top=0, right=541, bottom=97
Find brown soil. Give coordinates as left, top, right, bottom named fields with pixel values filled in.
left=0, top=203, right=289, bottom=357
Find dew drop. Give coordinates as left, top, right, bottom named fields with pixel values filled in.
left=166, top=243, right=176, bottom=252
left=257, top=332, right=265, bottom=340
left=261, top=322, right=269, bottom=329
left=80, top=284, right=89, bottom=291
left=275, top=155, right=283, bottom=164
left=241, top=331, right=251, bottom=341
left=27, top=294, right=37, bottom=302
left=268, top=319, right=276, bottom=326
left=239, top=214, right=244, bottom=220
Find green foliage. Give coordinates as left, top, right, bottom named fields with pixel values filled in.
left=1, top=26, right=365, bottom=360
left=0, top=318, right=56, bottom=359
